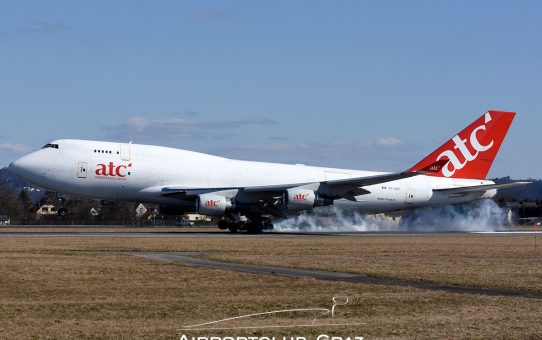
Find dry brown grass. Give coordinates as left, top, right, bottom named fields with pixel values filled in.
left=4, top=232, right=540, bottom=291
left=0, top=232, right=541, bottom=338
left=202, top=234, right=542, bottom=292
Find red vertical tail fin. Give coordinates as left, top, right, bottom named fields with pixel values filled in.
left=408, top=111, right=515, bottom=179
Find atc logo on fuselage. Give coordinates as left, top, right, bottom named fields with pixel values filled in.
left=95, top=162, right=132, bottom=181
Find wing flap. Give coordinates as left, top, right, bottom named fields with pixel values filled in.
left=324, top=171, right=417, bottom=188
left=325, top=159, right=448, bottom=188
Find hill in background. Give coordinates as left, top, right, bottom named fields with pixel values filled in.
left=494, top=177, right=542, bottom=201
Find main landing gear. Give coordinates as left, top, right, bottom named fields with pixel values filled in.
left=217, top=215, right=274, bottom=233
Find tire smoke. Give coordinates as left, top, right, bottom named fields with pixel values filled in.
left=274, top=199, right=509, bottom=232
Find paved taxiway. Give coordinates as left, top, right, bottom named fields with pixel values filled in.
left=133, top=251, right=542, bottom=300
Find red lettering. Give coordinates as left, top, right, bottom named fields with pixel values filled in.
left=205, top=200, right=219, bottom=207
left=95, top=164, right=107, bottom=176
left=293, top=194, right=308, bottom=201
left=115, top=165, right=127, bottom=177
left=95, top=162, right=133, bottom=178
left=108, top=162, right=115, bottom=176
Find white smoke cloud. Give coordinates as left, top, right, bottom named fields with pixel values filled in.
left=274, top=200, right=508, bottom=233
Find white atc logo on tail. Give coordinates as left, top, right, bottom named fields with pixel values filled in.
left=437, top=112, right=494, bottom=177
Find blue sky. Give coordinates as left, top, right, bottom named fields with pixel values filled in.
left=0, top=1, right=541, bottom=178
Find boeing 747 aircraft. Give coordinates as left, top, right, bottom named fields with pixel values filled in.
left=8, top=110, right=528, bottom=232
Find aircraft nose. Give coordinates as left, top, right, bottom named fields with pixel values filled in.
left=8, top=154, right=35, bottom=180
left=8, top=158, right=21, bottom=175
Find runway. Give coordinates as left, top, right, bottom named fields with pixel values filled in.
left=133, top=251, right=542, bottom=300
left=0, top=230, right=540, bottom=237
left=0, top=231, right=243, bottom=238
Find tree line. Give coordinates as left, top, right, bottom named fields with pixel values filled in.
left=0, top=176, right=148, bottom=225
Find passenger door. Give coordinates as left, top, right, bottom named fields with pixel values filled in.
left=77, top=162, right=87, bottom=178
left=405, top=188, right=415, bottom=204
left=120, top=143, right=131, bottom=161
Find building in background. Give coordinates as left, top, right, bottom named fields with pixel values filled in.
left=184, top=213, right=212, bottom=223
left=36, top=204, right=57, bottom=220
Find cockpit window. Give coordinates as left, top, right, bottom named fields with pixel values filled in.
left=42, top=143, right=59, bottom=149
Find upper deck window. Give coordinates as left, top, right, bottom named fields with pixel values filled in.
left=42, top=144, right=59, bottom=149
left=93, top=149, right=113, bottom=153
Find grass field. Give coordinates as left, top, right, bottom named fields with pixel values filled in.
left=0, top=229, right=541, bottom=339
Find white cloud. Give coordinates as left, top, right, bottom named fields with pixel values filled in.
left=0, top=143, right=33, bottom=153
left=377, top=137, right=403, bottom=147
left=0, top=22, right=68, bottom=39
left=211, top=137, right=416, bottom=170
left=230, top=142, right=311, bottom=152
left=122, top=116, right=192, bottom=130
left=105, top=115, right=278, bottom=141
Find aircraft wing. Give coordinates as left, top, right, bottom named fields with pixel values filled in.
left=433, top=181, right=531, bottom=194
left=245, top=159, right=448, bottom=197
left=159, top=159, right=448, bottom=199
left=150, top=159, right=448, bottom=218
left=159, top=170, right=417, bottom=198
left=156, top=170, right=428, bottom=218
left=231, top=170, right=420, bottom=202
left=242, top=171, right=416, bottom=193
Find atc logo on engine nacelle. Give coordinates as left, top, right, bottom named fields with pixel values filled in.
left=293, top=193, right=309, bottom=201
left=437, top=112, right=494, bottom=177
left=204, top=200, right=220, bottom=207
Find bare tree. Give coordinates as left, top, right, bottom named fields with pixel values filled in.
left=0, top=180, right=19, bottom=216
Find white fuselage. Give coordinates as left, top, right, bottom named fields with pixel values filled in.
left=8, top=139, right=496, bottom=215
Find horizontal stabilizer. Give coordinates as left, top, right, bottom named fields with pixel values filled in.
left=433, top=181, right=531, bottom=194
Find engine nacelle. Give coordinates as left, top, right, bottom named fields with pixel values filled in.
left=197, top=194, right=233, bottom=216
left=285, top=188, right=317, bottom=211
left=285, top=188, right=334, bottom=211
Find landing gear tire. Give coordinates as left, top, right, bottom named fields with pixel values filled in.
left=219, top=215, right=272, bottom=233
left=58, top=208, right=68, bottom=218
left=245, top=223, right=263, bottom=234
left=217, top=220, right=229, bottom=230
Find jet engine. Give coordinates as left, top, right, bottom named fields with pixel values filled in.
left=197, top=194, right=233, bottom=216
left=285, top=188, right=333, bottom=211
